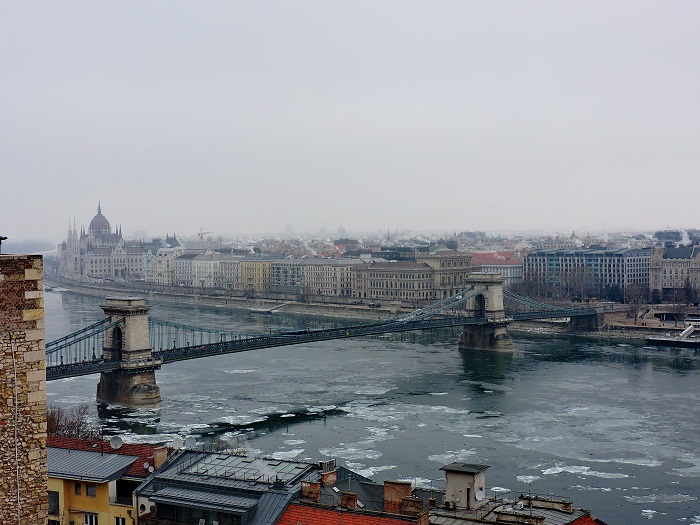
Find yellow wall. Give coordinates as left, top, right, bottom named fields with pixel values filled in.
left=48, top=476, right=133, bottom=525
left=240, top=260, right=273, bottom=291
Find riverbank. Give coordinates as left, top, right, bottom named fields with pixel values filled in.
left=44, top=274, right=395, bottom=322
left=44, top=274, right=673, bottom=344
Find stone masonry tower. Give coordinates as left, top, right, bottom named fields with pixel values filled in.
left=458, top=273, right=513, bottom=351
left=96, top=297, right=161, bottom=406
left=0, top=255, right=47, bottom=525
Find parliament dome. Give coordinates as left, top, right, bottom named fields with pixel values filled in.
left=89, top=203, right=111, bottom=235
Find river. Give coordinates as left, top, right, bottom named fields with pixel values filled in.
left=44, top=289, right=700, bottom=524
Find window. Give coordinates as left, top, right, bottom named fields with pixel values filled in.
left=75, top=482, right=82, bottom=495
left=115, top=518, right=126, bottom=525
left=84, top=513, right=98, bottom=525
left=48, top=491, right=59, bottom=516
left=87, top=484, right=96, bottom=497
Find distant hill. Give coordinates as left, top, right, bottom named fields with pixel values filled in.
left=1, top=239, right=56, bottom=254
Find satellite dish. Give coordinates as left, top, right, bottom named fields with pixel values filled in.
left=148, top=466, right=154, bottom=473
left=475, top=490, right=485, bottom=501
left=143, top=462, right=150, bottom=469
left=109, top=436, right=123, bottom=450
left=172, top=437, right=184, bottom=449
left=184, top=437, right=196, bottom=449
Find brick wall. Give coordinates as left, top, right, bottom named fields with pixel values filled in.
left=383, top=480, right=412, bottom=514
left=0, top=255, right=47, bottom=525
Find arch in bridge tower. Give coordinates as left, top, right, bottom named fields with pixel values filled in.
left=473, top=294, right=486, bottom=318
left=112, top=326, right=123, bottom=361
left=459, top=273, right=512, bottom=351
left=96, top=297, right=161, bottom=406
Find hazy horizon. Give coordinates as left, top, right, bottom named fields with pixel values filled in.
left=4, top=2, right=700, bottom=241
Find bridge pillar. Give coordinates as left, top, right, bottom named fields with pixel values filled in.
left=96, top=297, right=161, bottom=406
left=459, top=273, right=513, bottom=351
left=568, top=312, right=603, bottom=331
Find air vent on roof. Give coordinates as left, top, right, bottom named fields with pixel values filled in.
left=319, top=459, right=336, bottom=472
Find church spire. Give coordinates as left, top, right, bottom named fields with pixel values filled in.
left=97, top=200, right=102, bottom=215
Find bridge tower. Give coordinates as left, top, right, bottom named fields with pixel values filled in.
left=459, top=273, right=513, bottom=351
left=96, top=297, right=162, bottom=406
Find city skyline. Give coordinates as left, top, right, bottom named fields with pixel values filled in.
left=8, top=204, right=698, bottom=251
left=3, top=2, right=700, bottom=241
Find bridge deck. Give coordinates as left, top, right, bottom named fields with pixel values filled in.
left=45, top=299, right=597, bottom=380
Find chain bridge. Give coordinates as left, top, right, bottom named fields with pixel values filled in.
left=44, top=273, right=598, bottom=406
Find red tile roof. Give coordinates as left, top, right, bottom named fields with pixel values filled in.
left=279, top=504, right=602, bottom=525
left=47, top=436, right=171, bottom=479
left=277, top=503, right=419, bottom=525
left=571, top=516, right=604, bottom=525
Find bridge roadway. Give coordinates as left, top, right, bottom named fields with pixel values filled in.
left=45, top=307, right=595, bottom=381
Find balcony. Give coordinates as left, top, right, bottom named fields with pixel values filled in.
left=110, top=496, right=134, bottom=506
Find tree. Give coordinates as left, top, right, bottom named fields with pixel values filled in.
left=624, top=283, right=648, bottom=324
left=47, top=404, right=100, bottom=439
left=683, top=278, right=697, bottom=306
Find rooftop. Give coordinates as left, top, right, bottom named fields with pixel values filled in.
left=48, top=447, right=139, bottom=483
left=47, top=436, right=170, bottom=478
left=440, top=462, right=490, bottom=475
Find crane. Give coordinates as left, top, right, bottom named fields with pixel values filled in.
left=198, top=228, right=214, bottom=247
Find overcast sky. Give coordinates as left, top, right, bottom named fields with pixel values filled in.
left=3, top=1, right=699, bottom=242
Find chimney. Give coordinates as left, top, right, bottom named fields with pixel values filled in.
left=320, top=459, right=337, bottom=487
left=341, top=491, right=358, bottom=509
left=383, top=480, right=412, bottom=514
left=416, top=510, right=430, bottom=525
left=301, top=480, right=321, bottom=502
left=153, top=447, right=168, bottom=469
left=400, top=496, right=423, bottom=516
left=321, top=469, right=337, bottom=487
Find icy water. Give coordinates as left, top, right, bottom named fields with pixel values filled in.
left=45, top=290, right=700, bottom=524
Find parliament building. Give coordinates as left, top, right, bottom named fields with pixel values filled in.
left=58, top=204, right=145, bottom=280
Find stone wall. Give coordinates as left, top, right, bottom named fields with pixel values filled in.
left=0, top=255, right=47, bottom=525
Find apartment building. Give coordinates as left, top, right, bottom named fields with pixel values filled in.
left=470, top=252, right=523, bottom=288
left=239, top=256, right=283, bottom=292
left=47, top=437, right=170, bottom=525
left=301, top=258, right=363, bottom=297
left=353, top=261, right=436, bottom=302
left=650, top=244, right=700, bottom=300
left=416, top=252, right=473, bottom=299
left=523, top=248, right=651, bottom=296
left=270, top=258, right=303, bottom=293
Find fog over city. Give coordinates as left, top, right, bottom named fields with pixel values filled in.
left=3, top=2, right=699, bottom=243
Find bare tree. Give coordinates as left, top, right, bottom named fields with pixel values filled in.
left=684, top=278, right=697, bottom=306
left=625, top=283, right=648, bottom=324
left=47, top=404, right=100, bottom=439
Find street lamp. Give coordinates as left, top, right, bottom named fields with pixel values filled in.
left=0, top=235, right=7, bottom=254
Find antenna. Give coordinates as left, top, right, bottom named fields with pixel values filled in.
left=109, top=436, right=123, bottom=450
